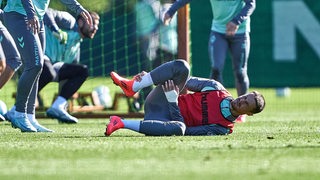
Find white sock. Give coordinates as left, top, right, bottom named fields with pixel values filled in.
left=122, top=120, right=140, bottom=132
left=52, top=96, right=67, bottom=109
left=132, top=73, right=153, bottom=92
left=27, top=113, right=35, bottom=121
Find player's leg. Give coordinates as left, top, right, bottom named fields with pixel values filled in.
left=0, top=21, right=22, bottom=89
left=105, top=116, right=186, bottom=136
left=24, top=21, right=53, bottom=132
left=112, top=60, right=189, bottom=120
left=107, top=60, right=189, bottom=136
left=229, top=32, right=250, bottom=96
left=111, top=59, right=190, bottom=96
left=38, top=57, right=57, bottom=92
left=149, top=59, right=190, bottom=90
left=3, top=12, right=43, bottom=132
left=56, top=63, right=89, bottom=99
left=185, top=124, right=230, bottom=136
left=229, top=33, right=250, bottom=123
left=46, top=63, right=87, bottom=124
left=208, top=31, right=228, bottom=82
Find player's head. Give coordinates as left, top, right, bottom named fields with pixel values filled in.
left=231, top=91, right=265, bottom=116
left=77, top=11, right=100, bottom=39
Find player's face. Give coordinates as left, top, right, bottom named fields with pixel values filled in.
left=231, top=93, right=257, bottom=115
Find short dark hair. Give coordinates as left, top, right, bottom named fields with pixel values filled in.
left=77, top=11, right=100, bottom=38
left=77, top=11, right=100, bottom=26
left=251, top=91, right=265, bottom=114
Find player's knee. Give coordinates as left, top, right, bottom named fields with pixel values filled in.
left=175, top=59, right=190, bottom=73
left=235, top=70, right=247, bottom=83
left=6, top=57, right=22, bottom=72
left=211, top=68, right=223, bottom=82
left=28, top=64, right=43, bottom=74
left=81, top=65, right=89, bottom=78
left=173, top=59, right=190, bottom=81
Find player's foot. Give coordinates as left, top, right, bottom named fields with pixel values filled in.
left=46, top=107, right=78, bottom=124
left=105, top=116, right=124, bottom=136
left=28, top=118, right=54, bottom=132
left=110, top=71, right=136, bottom=97
left=9, top=111, right=37, bottom=132
left=4, top=106, right=15, bottom=122
left=235, top=114, right=246, bottom=123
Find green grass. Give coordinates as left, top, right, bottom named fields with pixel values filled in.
left=0, top=80, right=320, bottom=179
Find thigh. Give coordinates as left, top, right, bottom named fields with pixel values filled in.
left=185, top=124, right=230, bottom=136
left=144, top=85, right=170, bottom=121
left=56, top=63, right=88, bottom=80
left=0, top=21, right=21, bottom=71
left=229, top=33, right=250, bottom=70
left=150, top=60, right=190, bottom=91
left=4, top=12, right=44, bottom=69
left=208, top=31, right=228, bottom=69
left=42, top=58, right=57, bottom=81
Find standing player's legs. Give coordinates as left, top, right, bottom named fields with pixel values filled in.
left=26, top=21, right=45, bottom=116
left=208, top=31, right=228, bottom=82
left=229, top=33, right=250, bottom=96
left=3, top=12, right=45, bottom=132
left=22, top=20, right=52, bottom=132
left=46, top=62, right=88, bottom=123
left=0, top=21, right=22, bottom=89
left=106, top=60, right=189, bottom=136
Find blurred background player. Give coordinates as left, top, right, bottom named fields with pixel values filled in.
left=163, top=0, right=256, bottom=122
left=152, top=0, right=178, bottom=69
left=133, top=0, right=178, bottom=111
left=0, top=9, right=22, bottom=90
left=133, top=0, right=160, bottom=111
left=2, top=0, right=92, bottom=132
left=106, top=60, right=265, bottom=136
left=0, top=8, right=22, bottom=121
left=37, top=8, right=99, bottom=123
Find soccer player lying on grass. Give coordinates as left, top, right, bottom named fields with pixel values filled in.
left=105, top=60, right=265, bottom=136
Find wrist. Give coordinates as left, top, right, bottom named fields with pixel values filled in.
left=164, top=90, right=178, bottom=103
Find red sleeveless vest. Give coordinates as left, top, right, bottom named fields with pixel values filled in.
left=178, top=90, right=234, bottom=130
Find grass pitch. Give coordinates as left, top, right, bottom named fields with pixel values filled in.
left=0, top=84, right=319, bottom=180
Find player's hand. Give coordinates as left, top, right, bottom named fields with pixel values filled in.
left=27, top=16, right=40, bottom=34
left=162, top=80, right=179, bottom=92
left=162, top=80, right=179, bottom=103
left=53, top=29, right=68, bottom=44
left=79, top=10, right=93, bottom=28
left=162, top=12, right=172, bottom=26
left=226, top=21, right=239, bottom=36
